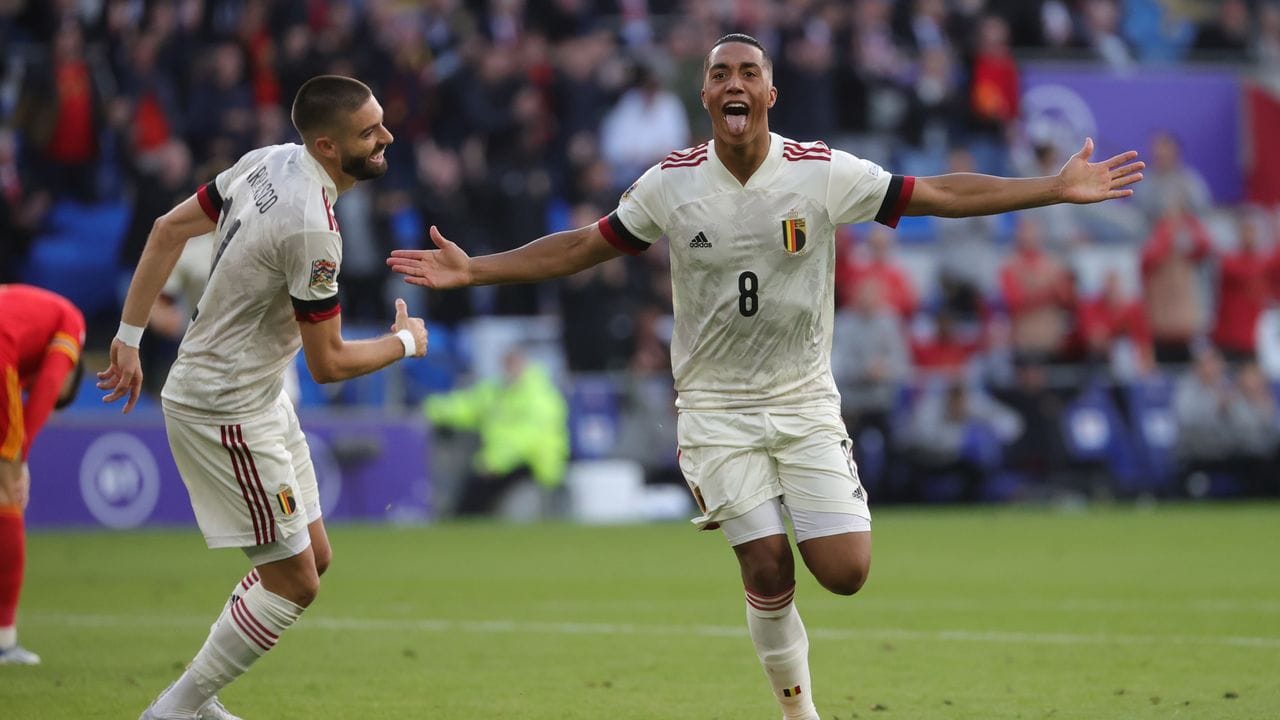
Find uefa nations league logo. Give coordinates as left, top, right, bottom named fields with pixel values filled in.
left=78, top=433, right=161, bottom=529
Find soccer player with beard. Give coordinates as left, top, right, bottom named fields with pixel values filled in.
left=388, top=35, right=1143, bottom=719
left=100, top=76, right=427, bottom=720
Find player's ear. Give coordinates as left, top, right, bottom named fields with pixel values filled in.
left=767, top=85, right=777, bottom=109
left=700, top=87, right=708, bottom=110
left=313, top=136, right=338, bottom=160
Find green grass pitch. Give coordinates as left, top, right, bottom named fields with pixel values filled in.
left=4, top=503, right=1278, bottom=719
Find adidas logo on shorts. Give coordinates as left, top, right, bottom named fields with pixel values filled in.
left=689, top=231, right=712, bottom=248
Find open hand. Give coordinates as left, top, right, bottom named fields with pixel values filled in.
left=96, top=339, right=143, bottom=413
left=386, top=225, right=473, bottom=289
left=391, top=298, right=428, bottom=357
left=1058, top=137, right=1144, bottom=204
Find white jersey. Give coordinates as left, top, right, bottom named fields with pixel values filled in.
left=600, top=133, right=914, bottom=412
left=162, top=144, right=344, bottom=423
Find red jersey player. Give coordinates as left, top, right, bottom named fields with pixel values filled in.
left=0, top=284, right=85, bottom=665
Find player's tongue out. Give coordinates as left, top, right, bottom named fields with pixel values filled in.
left=724, top=103, right=749, bottom=134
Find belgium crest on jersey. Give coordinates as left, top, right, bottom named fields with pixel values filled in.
left=781, top=215, right=807, bottom=253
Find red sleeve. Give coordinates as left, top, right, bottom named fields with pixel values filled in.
left=21, top=348, right=76, bottom=459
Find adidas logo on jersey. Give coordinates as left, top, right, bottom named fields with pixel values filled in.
left=689, top=231, right=712, bottom=248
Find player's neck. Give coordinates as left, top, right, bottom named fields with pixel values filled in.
left=714, top=130, right=771, bottom=186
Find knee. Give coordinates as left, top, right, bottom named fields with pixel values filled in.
left=291, top=575, right=321, bottom=608
left=820, top=563, right=870, bottom=597
left=739, top=548, right=795, bottom=596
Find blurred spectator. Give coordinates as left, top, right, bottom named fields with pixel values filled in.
left=1191, top=0, right=1251, bottom=63
left=832, top=279, right=911, bottom=456
left=901, top=47, right=964, bottom=156
left=1258, top=3, right=1280, bottom=74
left=1038, top=0, right=1081, bottom=58
left=900, top=379, right=1023, bottom=502
left=559, top=203, right=638, bottom=372
left=1232, top=362, right=1280, bottom=495
left=332, top=182, right=386, bottom=322
left=1080, top=0, right=1135, bottom=69
left=1077, top=269, right=1153, bottom=377
left=185, top=41, right=256, bottom=157
left=415, top=142, right=478, bottom=327
left=600, top=63, right=690, bottom=187
left=14, top=21, right=105, bottom=202
left=911, top=309, right=983, bottom=379
left=1141, top=195, right=1213, bottom=364
left=968, top=15, right=1019, bottom=136
left=836, top=225, right=917, bottom=320
left=1174, top=346, right=1237, bottom=467
left=0, top=128, right=48, bottom=283
left=1135, top=132, right=1212, bottom=222
left=424, top=347, right=569, bottom=516
left=840, top=0, right=910, bottom=134
left=935, top=147, right=999, bottom=317
left=117, top=32, right=183, bottom=157
left=1212, top=214, right=1271, bottom=363
left=773, top=14, right=839, bottom=140
left=999, top=216, right=1074, bottom=365
left=1173, top=347, right=1278, bottom=495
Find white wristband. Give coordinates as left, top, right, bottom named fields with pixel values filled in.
left=395, top=328, right=416, bottom=358
left=115, top=322, right=145, bottom=348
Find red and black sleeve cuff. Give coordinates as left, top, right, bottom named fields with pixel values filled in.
left=292, top=294, right=341, bottom=323
left=196, top=182, right=225, bottom=222
left=597, top=212, right=649, bottom=256
left=874, top=175, right=915, bottom=228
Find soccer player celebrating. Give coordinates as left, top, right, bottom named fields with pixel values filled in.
left=388, top=34, right=1143, bottom=720
left=100, top=76, right=427, bottom=720
left=0, top=284, right=85, bottom=665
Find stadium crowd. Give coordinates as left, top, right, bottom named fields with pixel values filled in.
left=2, top=0, right=1279, bottom=501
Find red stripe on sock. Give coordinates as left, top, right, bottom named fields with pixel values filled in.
left=0, top=509, right=23, bottom=627
left=745, top=585, right=795, bottom=611
left=230, top=601, right=274, bottom=651
left=235, top=600, right=279, bottom=641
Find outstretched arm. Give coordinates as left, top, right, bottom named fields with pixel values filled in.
left=906, top=138, right=1144, bottom=218
left=387, top=223, right=625, bottom=289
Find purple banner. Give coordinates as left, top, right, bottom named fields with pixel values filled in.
left=25, top=410, right=431, bottom=529
left=1022, top=65, right=1241, bottom=203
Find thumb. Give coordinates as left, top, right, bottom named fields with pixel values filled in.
left=395, top=298, right=408, bottom=321
left=1076, top=137, right=1094, bottom=161
left=430, top=225, right=449, bottom=249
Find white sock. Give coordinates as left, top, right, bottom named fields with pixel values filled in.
left=746, top=585, right=819, bottom=720
left=153, top=583, right=303, bottom=716
left=210, top=570, right=261, bottom=634
left=0, top=625, right=15, bottom=649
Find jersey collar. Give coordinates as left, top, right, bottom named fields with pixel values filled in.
left=297, top=144, right=342, bottom=198
left=705, top=132, right=783, bottom=191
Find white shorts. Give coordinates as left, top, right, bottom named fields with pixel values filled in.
left=677, top=409, right=871, bottom=532
left=164, top=393, right=320, bottom=558
left=719, top=498, right=871, bottom=547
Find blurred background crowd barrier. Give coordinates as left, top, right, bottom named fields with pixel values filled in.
left=5, top=0, right=1280, bottom=528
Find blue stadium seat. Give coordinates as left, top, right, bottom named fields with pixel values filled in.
left=568, top=375, right=621, bottom=460
left=21, top=201, right=130, bottom=318
left=1125, top=374, right=1179, bottom=494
